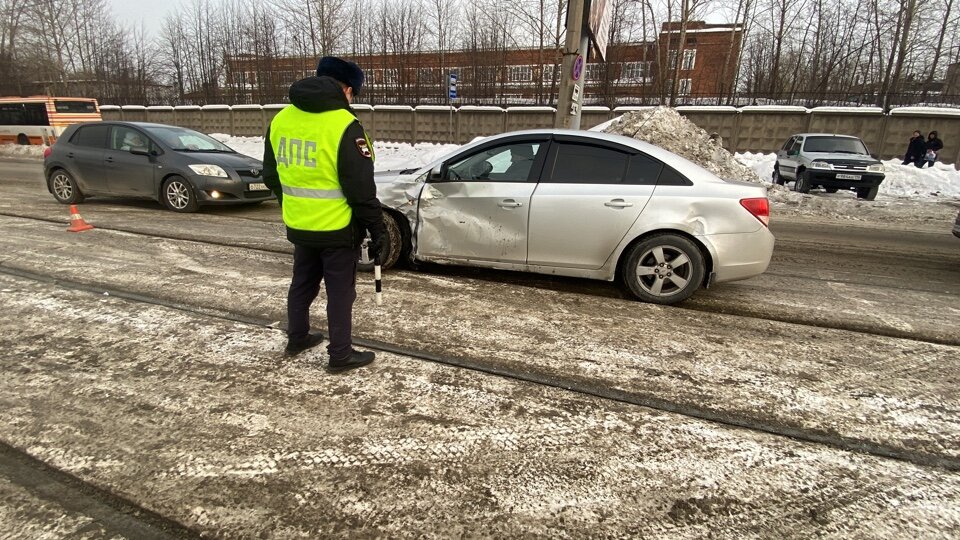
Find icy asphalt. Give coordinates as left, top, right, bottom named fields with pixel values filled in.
left=0, top=204, right=958, bottom=536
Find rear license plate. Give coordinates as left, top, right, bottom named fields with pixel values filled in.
left=835, top=173, right=861, bottom=180
left=248, top=182, right=268, bottom=191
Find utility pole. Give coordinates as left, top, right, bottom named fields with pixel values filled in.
left=554, top=0, right=591, bottom=129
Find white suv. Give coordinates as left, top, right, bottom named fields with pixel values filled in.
left=773, top=134, right=885, bottom=200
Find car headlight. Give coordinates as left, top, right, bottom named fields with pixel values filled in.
left=188, top=164, right=229, bottom=178
left=810, top=161, right=833, bottom=170
left=867, top=164, right=884, bottom=173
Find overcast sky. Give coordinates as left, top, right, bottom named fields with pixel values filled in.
left=108, top=0, right=171, bottom=35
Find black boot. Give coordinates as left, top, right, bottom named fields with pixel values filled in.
left=285, top=332, right=325, bottom=355
left=327, top=349, right=375, bottom=373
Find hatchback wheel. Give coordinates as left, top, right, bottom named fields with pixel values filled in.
left=359, top=211, right=406, bottom=272
left=49, top=169, right=85, bottom=204
left=162, top=176, right=199, bottom=212
left=622, top=234, right=705, bottom=304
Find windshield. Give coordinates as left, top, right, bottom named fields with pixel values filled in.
left=803, top=136, right=868, bottom=155
left=148, top=126, right=235, bottom=153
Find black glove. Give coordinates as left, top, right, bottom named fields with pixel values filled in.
left=368, top=235, right=388, bottom=263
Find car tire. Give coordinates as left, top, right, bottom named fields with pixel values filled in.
left=857, top=186, right=879, bottom=201
left=621, top=234, right=706, bottom=305
left=49, top=169, right=85, bottom=204
left=358, top=210, right=405, bottom=272
left=17, top=133, right=29, bottom=145
left=772, top=168, right=785, bottom=185
left=825, top=187, right=838, bottom=193
left=794, top=171, right=811, bottom=194
left=161, top=176, right=199, bottom=213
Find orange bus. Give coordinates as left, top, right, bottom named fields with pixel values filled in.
left=0, top=96, right=102, bottom=145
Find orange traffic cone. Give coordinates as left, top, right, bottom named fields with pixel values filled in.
left=67, top=205, right=94, bottom=232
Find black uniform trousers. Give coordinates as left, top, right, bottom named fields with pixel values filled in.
left=288, top=244, right=358, bottom=360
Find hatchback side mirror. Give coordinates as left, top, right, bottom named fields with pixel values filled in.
left=130, top=146, right=150, bottom=156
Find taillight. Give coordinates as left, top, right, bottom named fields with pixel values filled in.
left=740, top=197, right=770, bottom=227
left=43, top=146, right=53, bottom=159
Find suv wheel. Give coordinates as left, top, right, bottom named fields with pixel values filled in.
left=772, top=169, right=785, bottom=185
left=794, top=171, right=811, bottom=194
left=857, top=186, right=879, bottom=201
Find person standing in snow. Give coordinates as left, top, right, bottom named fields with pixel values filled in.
left=262, top=56, right=386, bottom=373
left=921, top=131, right=944, bottom=168
left=902, top=130, right=926, bottom=167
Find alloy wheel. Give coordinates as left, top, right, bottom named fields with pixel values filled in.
left=52, top=173, right=73, bottom=200
left=634, top=245, right=694, bottom=297
left=166, top=180, right=190, bottom=210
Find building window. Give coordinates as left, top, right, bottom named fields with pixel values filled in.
left=682, top=49, right=696, bottom=70
left=541, top=64, right=557, bottom=82
left=508, top=65, right=532, bottom=83
left=679, top=78, right=692, bottom=96
left=668, top=50, right=679, bottom=70
left=383, top=68, right=398, bottom=85
left=620, top=61, right=652, bottom=82
left=585, top=63, right=603, bottom=81
left=418, top=67, right=435, bottom=84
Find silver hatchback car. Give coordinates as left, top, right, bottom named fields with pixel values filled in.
left=370, top=129, right=774, bottom=304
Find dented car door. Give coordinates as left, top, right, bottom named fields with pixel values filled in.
left=415, top=139, right=548, bottom=264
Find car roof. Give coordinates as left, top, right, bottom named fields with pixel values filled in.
left=791, top=133, right=861, bottom=138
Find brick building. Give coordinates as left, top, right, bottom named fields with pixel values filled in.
left=223, top=21, right=741, bottom=106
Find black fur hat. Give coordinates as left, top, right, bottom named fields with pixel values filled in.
left=316, top=56, right=364, bottom=96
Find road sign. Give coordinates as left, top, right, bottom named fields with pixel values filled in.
left=572, top=55, right=584, bottom=81
left=449, top=72, right=458, bottom=100
left=588, top=0, right=613, bottom=60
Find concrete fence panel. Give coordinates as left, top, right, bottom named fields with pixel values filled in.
left=415, top=106, right=457, bottom=144
left=201, top=105, right=232, bottom=134
left=100, top=105, right=121, bottom=121
left=352, top=105, right=375, bottom=140
left=457, top=106, right=506, bottom=144
left=373, top=106, right=415, bottom=143
left=232, top=105, right=265, bottom=137
left=580, top=106, right=613, bottom=130
left=173, top=106, right=203, bottom=131
left=505, top=107, right=556, bottom=132
left=263, top=104, right=288, bottom=131
left=676, top=106, right=739, bottom=150
left=145, top=106, right=175, bottom=126
left=120, top=105, right=147, bottom=122
left=735, top=106, right=810, bottom=154
left=807, top=107, right=886, bottom=156
left=885, top=107, right=960, bottom=165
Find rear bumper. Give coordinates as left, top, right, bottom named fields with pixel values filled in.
left=702, top=227, right=776, bottom=283
left=805, top=171, right=884, bottom=188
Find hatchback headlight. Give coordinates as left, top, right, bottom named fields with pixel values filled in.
left=867, top=164, right=884, bottom=173
left=188, top=164, right=229, bottom=178
left=810, top=161, right=833, bottom=170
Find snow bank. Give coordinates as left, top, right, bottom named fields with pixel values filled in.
left=0, top=144, right=45, bottom=158
left=209, top=134, right=459, bottom=172
left=602, top=107, right=758, bottom=182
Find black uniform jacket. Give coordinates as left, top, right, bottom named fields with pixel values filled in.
left=262, top=76, right=385, bottom=250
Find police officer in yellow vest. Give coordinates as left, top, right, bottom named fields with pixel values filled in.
left=262, top=56, right=386, bottom=372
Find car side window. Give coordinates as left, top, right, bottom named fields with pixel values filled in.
left=789, top=138, right=803, bottom=154
left=70, top=125, right=110, bottom=148
left=546, top=142, right=630, bottom=184
left=657, top=165, right=692, bottom=186
left=447, top=142, right=543, bottom=182
left=781, top=137, right=795, bottom=152
left=624, top=153, right=664, bottom=185
left=110, top=126, right=151, bottom=152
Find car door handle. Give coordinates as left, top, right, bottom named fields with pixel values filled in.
left=605, top=199, right=633, bottom=208
left=498, top=199, right=523, bottom=208
left=66, top=152, right=74, bottom=159
left=105, top=157, right=114, bottom=163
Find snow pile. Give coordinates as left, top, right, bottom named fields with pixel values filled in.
left=0, top=143, right=45, bottom=158
left=210, top=134, right=459, bottom=173
left=602, top=107, right=758, bottom=182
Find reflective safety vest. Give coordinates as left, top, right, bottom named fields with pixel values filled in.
left=269, top=106, right=361, bottom=232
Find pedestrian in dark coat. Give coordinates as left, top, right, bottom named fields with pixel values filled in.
left=921, top=131, right=944, bottom=168
left=903, top=130, right=926, bottom=167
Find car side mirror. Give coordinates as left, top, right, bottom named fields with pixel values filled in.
left=130, top=146, right=150, bottom=156
left=429, top=164, right=444, bottom=182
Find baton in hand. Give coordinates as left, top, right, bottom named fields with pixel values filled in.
left=374, top=254, right=383, bottom=306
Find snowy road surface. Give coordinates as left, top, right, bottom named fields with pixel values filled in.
left=1, top=157, right=959, bottom=537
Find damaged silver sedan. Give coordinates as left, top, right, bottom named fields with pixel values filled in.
left=365, top=130, right=774, bottom=305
